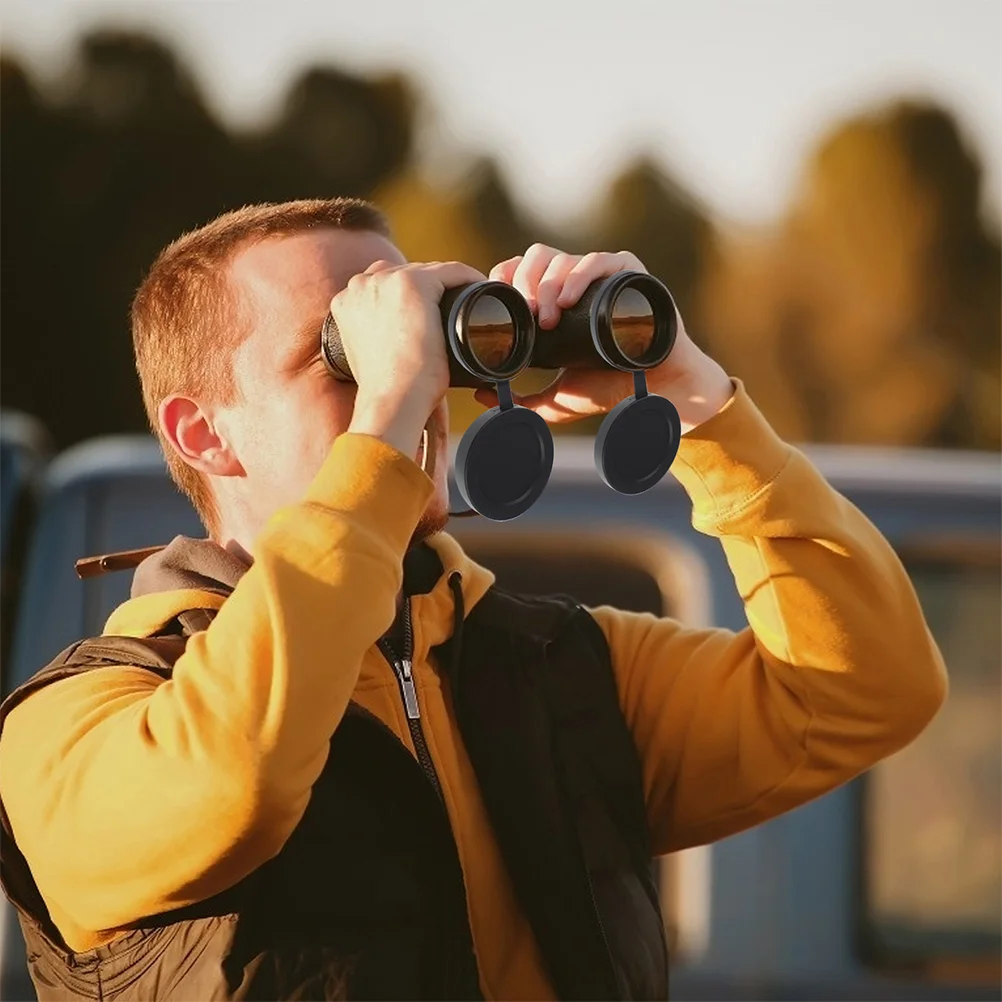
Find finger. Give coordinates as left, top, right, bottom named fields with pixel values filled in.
left=516, top=380, right=605, bottom=424
left=519, top=400, right=586, bottom=424
left=473, top=386, right=524, bottom=409
left=535, top=253, right=581, bottom=329
left=364, top=258, right=398, bottom=275
left=511, top=243, right=560, bottom=311
left=557, top=251, right=646, bottom=308
left=473, top=387, right=498, bottom=409
left=422, top=260, right=487, bottom=290
left=489, top=256, right=522, bottom=284
left=515, top=389, right=593, bottom=424
left=475, top=370, right=567, bottom=412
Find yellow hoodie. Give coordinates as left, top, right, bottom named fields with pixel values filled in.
left=0, top=377, right=947, bottom=1000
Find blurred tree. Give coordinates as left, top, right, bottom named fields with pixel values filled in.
left=239, top=68, right=416, bottom=203
left=0, top=32, right=420, bottom=451
left=2, top=33, right=237, bottom=447
left=587, top=156, right=711, bottom=330
left=698, top=101, right=1000, bottom=450
left=376, top=156, right=553, bottom=275
left=375, top=157, right=561, bottom=433
left=462, top=158, right=554, bottom=266
left=896, top=105, right=1001, bottom=449
left=697, top=231, right=812, bottom=441
left=0, top=59, right=61, bottom=437
left=458, top=159, right=574, bottom=429
left=376, top=165, right=500, bottom=273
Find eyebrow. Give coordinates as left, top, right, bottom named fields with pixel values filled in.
left=294, top=313, right=329, bottom=354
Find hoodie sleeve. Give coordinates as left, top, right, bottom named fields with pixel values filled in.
left=0, top=433, right=434, bottom=949
left=587, top=378, right=948, bottom=857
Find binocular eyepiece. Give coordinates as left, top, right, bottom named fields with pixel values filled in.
left=321, top=270, right=683, bottom=521
left=321, top=271, right=679, bottom=386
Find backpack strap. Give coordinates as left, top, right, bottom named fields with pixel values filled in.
left=438, top=586, right=668, bottom=1000
left=543, top=606, right=661, bottom=892
left=540, top=604, right=668, bottom=999
left=166, top=607, right=218, bottom=638
left=0, top=634, right=187, bottom=728
left=0, top=615, right=212, bottom=946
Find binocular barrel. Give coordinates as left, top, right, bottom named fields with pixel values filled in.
left=322, top=271, right=679, bottom=388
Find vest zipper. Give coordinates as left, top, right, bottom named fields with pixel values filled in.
left=378, top=597, right=444, bottom=802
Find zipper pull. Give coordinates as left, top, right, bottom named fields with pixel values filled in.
left=399, top=658, right=420, bottom=720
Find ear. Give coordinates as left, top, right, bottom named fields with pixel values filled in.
left=159, top=395, right=244, bottom=477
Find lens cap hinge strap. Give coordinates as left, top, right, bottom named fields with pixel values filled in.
left=496, top=380, right=515, bottom=412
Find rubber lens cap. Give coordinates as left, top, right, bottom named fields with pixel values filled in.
left=455, top=407, right=554, bottom=520
left=595, top=394, right=681, bottom=495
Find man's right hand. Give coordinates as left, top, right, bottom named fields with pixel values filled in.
left=333, top=260, right=485, bottom=461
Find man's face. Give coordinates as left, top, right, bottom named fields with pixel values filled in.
left=214, top=228, right=452, bottom=543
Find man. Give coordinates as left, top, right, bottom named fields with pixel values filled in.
left=0, top=198, right=946, bottom=1001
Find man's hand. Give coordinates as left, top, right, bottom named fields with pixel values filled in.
left=475, top=244, right=734, bottom=434
left=332, top=260, right=485, bottom=459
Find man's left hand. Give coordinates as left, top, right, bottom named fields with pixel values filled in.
left=474, top=244, right=735, bottom=434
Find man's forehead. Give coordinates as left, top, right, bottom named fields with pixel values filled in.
left=228, top=228, right=405, bottom=312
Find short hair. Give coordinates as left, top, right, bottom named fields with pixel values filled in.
left=131, top=198, right=391, bottom=535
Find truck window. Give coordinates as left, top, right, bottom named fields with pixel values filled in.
left=864, top=540, right=1001, bottom=979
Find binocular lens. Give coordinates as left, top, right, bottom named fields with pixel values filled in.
left=463, top=294, right=516, bottom=371
left=611, top=287, right=657, bottom=363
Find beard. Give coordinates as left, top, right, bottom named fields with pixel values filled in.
left=412, top=493, right=450, bottom=544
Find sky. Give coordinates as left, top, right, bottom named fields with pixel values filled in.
left=1, top=0, right=999, bottom=227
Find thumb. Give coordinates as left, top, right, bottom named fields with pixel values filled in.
left=474, top=387, right=498, bottom=408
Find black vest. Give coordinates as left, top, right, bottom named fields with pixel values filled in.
left=1, top=582, right=669, bottom=1000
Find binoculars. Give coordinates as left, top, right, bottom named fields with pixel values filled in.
left=322, top=271, right=683, bottom=520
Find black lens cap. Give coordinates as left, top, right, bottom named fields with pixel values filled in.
left=455, top=406, right=554, bottom=520
left=594, top=393, right=681, bottom=495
